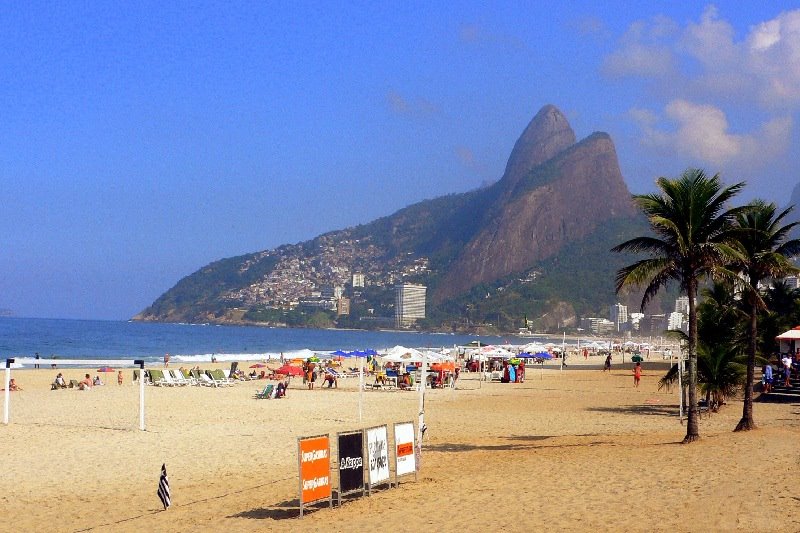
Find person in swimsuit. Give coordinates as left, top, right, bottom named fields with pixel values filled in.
left=633, top=362, right=642, bottom=388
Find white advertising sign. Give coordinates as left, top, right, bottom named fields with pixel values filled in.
left=366, top=425, right=390, bottom=484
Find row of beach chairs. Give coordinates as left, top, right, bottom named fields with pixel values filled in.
left=141, top=368, right=238, bottom=387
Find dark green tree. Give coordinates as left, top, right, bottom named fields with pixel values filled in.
left=732, top=201, right=800, bottom=431
left=613, top=169, right=745, bottom=443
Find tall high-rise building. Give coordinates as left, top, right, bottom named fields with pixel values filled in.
left=609, top=302, right=628, bottom=332
left=352, top=273, right=365, bottom=288
left=675, top=296, right=689, bottom=315
left=394, top=283, right=427, bottom=328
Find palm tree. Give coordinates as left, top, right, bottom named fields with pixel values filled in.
left=732, top=201, right=800, bottom=432
left=613, top=169, right=745, bottom=443
left=659, top=340, right=746, bottom=412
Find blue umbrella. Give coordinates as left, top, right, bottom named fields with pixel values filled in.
left=330, top=349, right=349, bottom=356
left=363, top=349, right=378, bottom=356
left=533, top=352, right=553, bottom=360
left=517, top=352, right=535, bottom=358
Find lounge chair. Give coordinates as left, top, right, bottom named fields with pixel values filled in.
left=180, top=368, right=199, bottom=386
left=168, top=369, right=191, bottom=386
left=148, top=369, right=170, bottom=386
left=202, top=369, right=227, bottom=387
left=255, top=384, right=274, bottom=399
left=68, top=379, right=79, bottom=389
left=210, top=369, right=234, bottom=386
left=160, top=370, right=179, bottom=386
left=195, top=371, right=217, bottom=387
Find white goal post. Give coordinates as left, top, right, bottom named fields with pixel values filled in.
left=4, top=358, right=147, bottom=431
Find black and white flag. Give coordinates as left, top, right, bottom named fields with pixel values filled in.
left=157, top=463, right=171, bottom=510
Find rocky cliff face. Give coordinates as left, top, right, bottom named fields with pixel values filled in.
left=433, top=109, right=636, bottom=302
left=501, top=104, right=577, bottom=191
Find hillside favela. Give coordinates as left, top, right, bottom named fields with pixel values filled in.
left=3, top=5, right=800, bottom=533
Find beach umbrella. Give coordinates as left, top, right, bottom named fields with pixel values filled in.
left=330, top=349, right=349, bottom=357
left=533, top=352, right=553, bottom=359
left=96, top=366, right=115, bottom=385
left=249, top=363, right=267, bottom=368
left=307, top=355, right=320, bottom=363
left=276, top=364, right=304, bottom=377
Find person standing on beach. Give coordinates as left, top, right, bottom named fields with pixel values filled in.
left=35, top=352, right=40, bottom=368
left=604, top=354, right=612, bottom=372
left=117, top=370, right=124, bottom=386
left=762, top=363, right=773, bottom=393
left=633, top=362, right=642, bottom=388
left=164, top=353, right=170, bottom=368
left=781, top=354, right=792, bottom=387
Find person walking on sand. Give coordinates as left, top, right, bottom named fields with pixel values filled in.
left=117, top=370, right=124, bottom=386
left=604, top=354, right=612, bottom=372
left=633, top=362, right=642, bottom=388
left=164, top=353, right=171, bottom=368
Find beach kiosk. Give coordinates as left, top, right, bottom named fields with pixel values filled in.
left=776, top=326, right=800, bottom=355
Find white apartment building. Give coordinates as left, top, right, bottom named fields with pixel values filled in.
left=394, top=283, right=426, bottom=328
left=609, top=303, right=628, bottom=332
left=352, top=272, right=365, bottom=288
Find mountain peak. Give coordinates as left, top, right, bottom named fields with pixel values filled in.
left=502, top=104, right=576, bottom=189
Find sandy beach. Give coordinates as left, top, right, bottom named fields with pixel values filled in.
left=1, top=357, right=798, bottom=532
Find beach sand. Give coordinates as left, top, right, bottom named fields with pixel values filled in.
left=1, top=358, right=798, bottom=532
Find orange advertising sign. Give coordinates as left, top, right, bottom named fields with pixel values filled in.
left=396, top=442, right=413, bottom=457
left=299, top=436, right=331, bottom=503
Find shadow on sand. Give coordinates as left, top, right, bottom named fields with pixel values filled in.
left=585, top=404, right=679, bottom=417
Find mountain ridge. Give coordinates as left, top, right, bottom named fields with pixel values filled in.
left=134, top=105, right=642, bottom=331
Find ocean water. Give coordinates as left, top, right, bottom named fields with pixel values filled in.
left=0, top=317, right=523, bottom=364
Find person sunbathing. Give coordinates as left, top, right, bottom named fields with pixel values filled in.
left=8, top=378, right=22, bottom=391
left=53, top=373, right=67, bottom=389
left=79, top=373, right=93, bottom=390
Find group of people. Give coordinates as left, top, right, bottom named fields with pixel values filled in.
left=302, top=359, right=340, bottom=389
left=49, top=371, right=124, bottom=390
left=762, top=353, right=797, bottom=392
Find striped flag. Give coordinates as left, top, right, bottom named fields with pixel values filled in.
left=157, top=463, right=171, bottom=510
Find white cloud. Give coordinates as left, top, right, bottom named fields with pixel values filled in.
left=631, top=100, right=792, bottom=168
left=606, top=7, right=800, bottom=108
left=602, top=17, right=678, bottom=78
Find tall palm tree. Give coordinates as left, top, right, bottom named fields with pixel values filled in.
left=732, top=201, right=800, bottom=431
left=613, top=169, right=745, bottom=443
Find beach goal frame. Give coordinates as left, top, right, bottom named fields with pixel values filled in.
left=3, top=357, right=148, bottom=431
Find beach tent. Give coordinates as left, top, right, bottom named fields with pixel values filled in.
left=522, top=342, right=548, bottom=353
left=477, top=345, right=515, bottom=358
left=383, top=346, right=425, bottom=363
left=776, top=326, right=800, bottom=353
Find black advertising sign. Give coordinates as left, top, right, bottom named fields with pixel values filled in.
left=337, top=431, right=365, bottom=495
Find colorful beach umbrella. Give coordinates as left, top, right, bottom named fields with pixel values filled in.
left=276, top=364, right=304, bottom=376
left=249, top=363, right=267, bottom=368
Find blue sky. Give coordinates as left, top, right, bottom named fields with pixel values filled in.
left=3, top=2, right=800, bottom=320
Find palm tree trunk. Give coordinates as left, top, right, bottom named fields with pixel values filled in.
left=735, top=302, right=758, bottom=431
left=684, top=278, right=700, bottom=443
